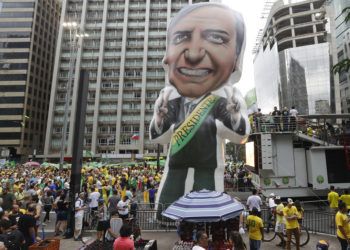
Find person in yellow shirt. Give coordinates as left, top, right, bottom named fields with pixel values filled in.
left=294, top=200, right=304, bottom=226
left=340, top=190, right=350, bottom=212
left=87, top=174, right=94, bottom=186
left=283, top=198, right=300, bottom=250
left=328, top=186, right=339, bottom=213
left=336, top=202, right=350, bottom=250
left=246, top=207, right=264, bottom=250
left=274, top=196, right=286, bottom=248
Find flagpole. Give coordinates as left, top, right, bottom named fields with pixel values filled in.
left=157, top=144, right=160, bottom=172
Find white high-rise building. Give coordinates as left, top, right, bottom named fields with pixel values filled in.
left=44, top=0, right=212, bottom=161
left=253, top=0, right=337, bottom=115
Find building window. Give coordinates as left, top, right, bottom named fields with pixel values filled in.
left=98, top=138, right=107, bottom=145
left=3, top=2, right=35, bottom=8
left=0, top=22, right=32, bottom=28
left=99, top=126, right=108, bottom=133
left=86, top=126, right=93, bottom=133
left=86, top=138, right=92, bottom=146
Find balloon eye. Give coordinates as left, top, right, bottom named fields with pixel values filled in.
left=172, top=33, right=189, bottom=44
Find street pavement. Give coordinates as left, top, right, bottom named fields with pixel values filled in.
left=55, top=231, right=340, bottom=249
left=39, top=212, right=340, bottom=249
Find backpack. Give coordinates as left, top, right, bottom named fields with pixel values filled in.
left=0, top=231, right=20, bottom=250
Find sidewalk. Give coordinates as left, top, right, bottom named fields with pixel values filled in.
left=58, top=231, right=340, bottom=249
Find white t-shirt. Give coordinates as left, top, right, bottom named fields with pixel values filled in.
left=75, top=198, right=84, bottom=217
left=192, top=245, right=205, bottom=250
left=96, top=180, right=102, bottom=190
left=117, top=200, right=129, bottom=215
left=289, top=109, right=298, bottom=117
left=268, top=197, right=277, bottom=208
left=246, top=195, right=262, bottom=211
left=89, top=191, right=100, bottom=208
left=105, top=217, right=123, bottom=241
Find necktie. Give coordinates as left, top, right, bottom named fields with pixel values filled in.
left=185, top=102, right=195, bottom=117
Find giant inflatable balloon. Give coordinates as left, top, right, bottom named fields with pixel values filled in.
left=150, top=3, right=250, bottom=211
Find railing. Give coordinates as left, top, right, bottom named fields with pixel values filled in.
left=132, top=201, right=337, bottom=236
left=303, top=210, right=336, bottom=235
left=251, top=114, right=350, bottom=146
left=232, top=207, right=336, bottom=239
left=224, top=177, right=253, bottom=192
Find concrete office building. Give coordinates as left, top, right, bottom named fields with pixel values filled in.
left=0, top=0, right=61, bottom=160
left=44, top=0, right=214, bottom=161
left=329, top=0, right=350, bottom=113
left=253, top=0, right=336, bottom=115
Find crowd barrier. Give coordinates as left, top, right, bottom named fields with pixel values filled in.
left=133, top=203, right=337, bottom=236
left=80, top=197, right=336, bottom=237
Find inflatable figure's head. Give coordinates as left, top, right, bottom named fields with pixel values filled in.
left=163, top=3, right=246, bottom=98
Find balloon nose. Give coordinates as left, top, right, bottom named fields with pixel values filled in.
left=184, top=48, right=206, bottom=64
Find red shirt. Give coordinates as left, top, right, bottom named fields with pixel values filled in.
left=113, top=237, right=134, bottom=250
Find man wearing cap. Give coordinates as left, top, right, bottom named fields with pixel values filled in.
left=266, top=193, right=276, bottom=233
left=283, top=198, right=300, bottom=250
left=74, top=192, right=86, bottom=241
left=275, top=196, right=286, bottom=248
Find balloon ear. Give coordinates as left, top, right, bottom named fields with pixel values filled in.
left=232, top=60, right=237, bottom=73
left=162, top=55, right=168, bottom=65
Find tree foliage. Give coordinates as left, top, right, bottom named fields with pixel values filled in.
left=342, top=7, right=350, bottom=23
left=332, top=7, right=350, bottom=74
left=332, top=59, right=350, bottom=74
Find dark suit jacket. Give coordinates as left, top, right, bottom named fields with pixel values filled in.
left=150, top=95, right=246, bottom=168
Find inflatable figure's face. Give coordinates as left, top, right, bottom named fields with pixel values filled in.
left=164, top=6, right=238, bottom=98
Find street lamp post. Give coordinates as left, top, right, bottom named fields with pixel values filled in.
left=59, top=22, right=88, bottom=168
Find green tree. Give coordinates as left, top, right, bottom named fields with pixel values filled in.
left=332, top=7, right=350, bottom=74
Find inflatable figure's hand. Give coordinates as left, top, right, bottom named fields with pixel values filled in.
left=224, top=86, right=243, bottom=124
left=154, top=87, right=173, bottom=127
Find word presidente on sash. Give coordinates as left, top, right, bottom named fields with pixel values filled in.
left=170, top=95, right=220, bottom=156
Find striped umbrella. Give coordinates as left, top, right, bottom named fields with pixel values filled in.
left=162, top=189, right=244, bottom=222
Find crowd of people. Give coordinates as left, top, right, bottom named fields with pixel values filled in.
left=0, top=163, right=162, bottom=249
left=327, top=185, right=350, bottom=250
left=249, top=106, right=350, bottom=145
left=242, top=186, right=350, bottom=250
left=224, top=164, right=253, bottom=192
left=0, top=161, right=348, bottom=249
left=249, top=106, right=299, bottom=133
left=245, top=190, right=305, bottom=250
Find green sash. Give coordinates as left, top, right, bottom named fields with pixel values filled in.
left=170, top=94, right=220, bottom=156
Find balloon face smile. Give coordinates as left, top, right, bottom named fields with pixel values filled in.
left=164, top=7, right=238, bottom=98
left=177, top=67, right=212, bottom=78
